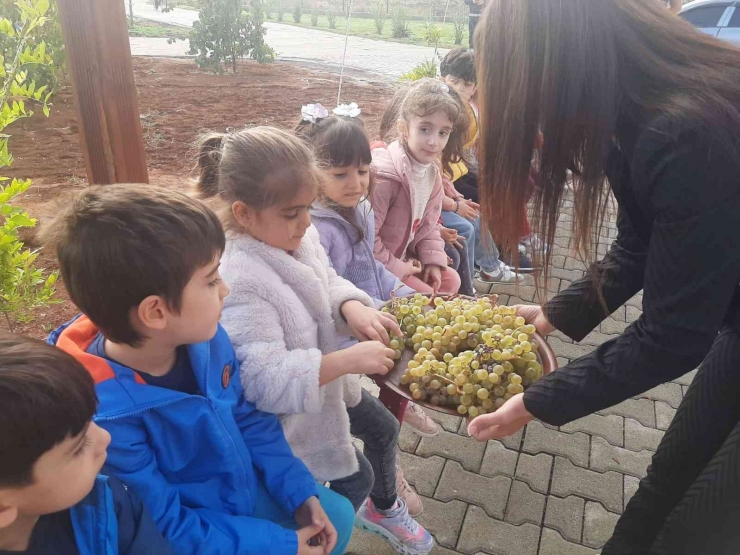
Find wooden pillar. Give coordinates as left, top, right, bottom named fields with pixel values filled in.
left=56, top=0, right=148, bottom=184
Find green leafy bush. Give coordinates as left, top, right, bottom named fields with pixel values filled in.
left=327, top=3, right=337, bottom=28
left=188, top=0, right=275, bottom=74
left=310, top=8, right=318, bottom=25
left=276, top=0, right=285, bottom=21
left=452, top=0, right=466, bottom=45
left=390, top=5, right=410, bottom=38
left=292, top=1, right=302, bottom=22
left=400, top=58, right=437, bottom=81
left=0, top=0, right=59, bottom=332
left=371, top=1, right=386, bottom=35
left=420, top=21, right=444, bottom=45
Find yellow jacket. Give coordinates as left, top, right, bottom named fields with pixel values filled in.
left=447, top=101, right=479, bottom=182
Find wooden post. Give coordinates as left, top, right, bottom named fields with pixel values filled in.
left=56, top=0, right=148, bottom=184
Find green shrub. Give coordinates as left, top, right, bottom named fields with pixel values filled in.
left=188, top=0, right=275, bottom=74
left=292, top=1, right=302, bottom=23
left=371, top=1, right=386, bottom=35
left=276, top=0, right=284, bottom=21
left=0, top=0, right=60, bottom=332
left=400, top=58, right=437, bottom=81
left=452, top=0, right=466, bottom=45
left=327, top=4, right=337, bottom=28
left=390, top=5, right=410, bottom=38
left=420, top=21, right=444, bottom=45
left=310, top=7, right=318, bottom=25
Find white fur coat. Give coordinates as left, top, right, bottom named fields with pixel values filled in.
left=220, top=225, right=373, bottom=482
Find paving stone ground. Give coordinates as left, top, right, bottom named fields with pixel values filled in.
left=349, top=194, right=697, bottom=554
left=121, top=8, right=692, bottom=550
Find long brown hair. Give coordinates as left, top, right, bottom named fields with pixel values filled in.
left=476, top=0, right=740, bottom=286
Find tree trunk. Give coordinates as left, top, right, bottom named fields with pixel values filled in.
left=128, top=0, right=133, bottom=22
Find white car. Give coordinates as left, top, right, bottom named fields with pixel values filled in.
left=679, top=0, right=740, bottom=46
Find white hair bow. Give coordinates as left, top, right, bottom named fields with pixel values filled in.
left=301, top=103, right=329, bottom=123
left=333, top=102, right=362, bottom=118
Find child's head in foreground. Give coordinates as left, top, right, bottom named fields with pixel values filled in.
left=41, top=185, right=228, bottom=348
left=440, top=48, right=476, bottom=104
left=377, top=78, right=468, bottom=175
left=0, top=333, right=109, bottom=531
left=295, top=105, right=373, bottom=211
left=196, top=126, right=321, bottom=252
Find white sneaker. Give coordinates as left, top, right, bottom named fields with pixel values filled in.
left=478, top=262, right=523, bottom=284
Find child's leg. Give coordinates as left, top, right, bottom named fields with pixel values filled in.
left=441, top=210, right=476, bottom=273
left=472, top=217, right=503, bottom=272
left=439, top=266, right=461, bottom=294
left=329, top=447, right=375, bottom=512
left=454, top=239, right=476, bottom=296
left=346, top=389, right=401, bottom=509
left=252, top=479, right=355, bottom=555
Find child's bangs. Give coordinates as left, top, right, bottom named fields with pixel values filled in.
left=318, top=122, right=372, bottom=168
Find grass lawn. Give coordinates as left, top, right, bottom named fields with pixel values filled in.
left=127, top=18, right=191, bottom=40
left=268, top=14, right=469, bottom=49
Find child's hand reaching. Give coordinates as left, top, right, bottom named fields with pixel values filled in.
left=403, top=258, right=423, bottom=279
left=341, top=300, right=403, bottom=344
left=422, top=265, right=444, bottom=293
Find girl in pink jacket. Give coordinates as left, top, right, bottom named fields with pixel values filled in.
left=371, top=79, right=466, bottom=295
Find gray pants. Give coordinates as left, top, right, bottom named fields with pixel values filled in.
left=330, top=389, right=400, bottom=512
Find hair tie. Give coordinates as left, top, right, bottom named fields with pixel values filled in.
left=301, top=103, right=329, bottom=123
left=333, top=102, right=362, bottom=118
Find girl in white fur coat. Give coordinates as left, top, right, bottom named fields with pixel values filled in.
left=197, top=126, right=434, bottom=555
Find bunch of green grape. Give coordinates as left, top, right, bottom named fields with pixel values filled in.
left=382, top=294, right=543, bottom=417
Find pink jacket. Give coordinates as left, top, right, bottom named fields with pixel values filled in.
left=371, top=141, right=447, bottom=279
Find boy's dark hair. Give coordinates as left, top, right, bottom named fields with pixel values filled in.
left=40, top=185, right=225, bottom=346
left=440, top=48, right=476, bottom=83
left=0, top=333, right=97, bottom=487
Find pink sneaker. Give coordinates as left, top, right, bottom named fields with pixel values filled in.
left=403, top=403, right=440, bottom=438
left=356, top=498, right=434, bottom=555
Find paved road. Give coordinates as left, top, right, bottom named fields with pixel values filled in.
left=127, top=0, right=448, bottom=78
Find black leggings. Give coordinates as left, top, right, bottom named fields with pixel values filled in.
left=603, top=326, right=740, bottom=554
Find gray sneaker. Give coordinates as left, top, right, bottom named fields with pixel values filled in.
left=478, top=262, right=523, bottom=284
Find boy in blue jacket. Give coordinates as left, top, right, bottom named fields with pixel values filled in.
left=43, top=185, right=355, bottom=555
left=0, top=333, right=172, bottom=554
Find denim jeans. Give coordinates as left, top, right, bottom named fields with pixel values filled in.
left=330, top=389, right=400, bottom=512
left=252, top=479, right=355, bottom=555
left=446, top=240, right=475, bottom=296
left=441, top=210, right=501, bottom=273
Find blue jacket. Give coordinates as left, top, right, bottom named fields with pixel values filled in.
left=50, top=316, right=319, bottom=555
left=70, top=475, right=172, bottom=555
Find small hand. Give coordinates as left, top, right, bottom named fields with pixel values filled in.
left=297, top=522, right=328, bottom=555
left=457, top=199, right=479, bottom=222
left=422, top=265, right=443, bottom=294
left=295, top=497, right=337, bottom=555
left=344, top=341, right=396, bottom=376
left=440, top=227, right=464, bottom=249
left=341, top=300, right=403, bottom=345
left=403, top=258, right=423, bottom=279
left=467, top=393, right=534, bottom=441
left=513, top=304, right=555, bottom=336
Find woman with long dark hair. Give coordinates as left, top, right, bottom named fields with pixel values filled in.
left=467, top=0, right=740, bottom=552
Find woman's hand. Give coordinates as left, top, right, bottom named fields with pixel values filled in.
left=457, top=199, right=479, bottom=222
left=513, top=304, right=555, bottom=336
left=422, top=265, right=444, bottom=293
left=467, top=393, right=534, bottom=441
left=403, top=258, right=423, bottom=279
left=341, top=300, right=403, bottom=344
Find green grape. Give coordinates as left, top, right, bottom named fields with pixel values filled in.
left=493, top=364, right=505, bottom=375
left=409, top=383, right=419, bottom=393
left=446, top=384, right=458, bottom=395
left=394, top=349, right=402, bottom=359
left=477, top=388, right=490, bottom=400
left=506, top=383, right=519, bottom=394
left=457, top=405, right=468, bottom=415
left=482, top=398, right=495, bottom=410
left=437, top=318, right=448, bottom=327
left=509, top=374, right=523, bottom=385
left=429, top=379, right=441, bottom=390
left=458, top=330, right=468, bottom=339
left=463, top=383, right=475, bottom=395
left=475, top=369, right=488, bottom=381
left=494, top=386, right=506, bottom=397
left=455, top=374, right=467, bottom=386
left=514, top=316, right=526, bottom=327
left=488, top=373, right=501, bottom=385
left=468, top=406, right=480, bottom=418
left=390, top=339, right=401, bottom=350
left=443, top=352, right=454, bottom=363
left=461, top=394, right=473, bottom=406
left=494, top=398, right=506, bottom=409
left=421, top=340, right=432, bottom=350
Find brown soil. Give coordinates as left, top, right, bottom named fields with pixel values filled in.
left=6, top=57, right=395, bottom=339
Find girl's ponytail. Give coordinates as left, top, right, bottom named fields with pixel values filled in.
left=196, top=133, right=225, bottom=199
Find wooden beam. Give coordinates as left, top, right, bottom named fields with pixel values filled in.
left=56, top=0, right=148, bottom=184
